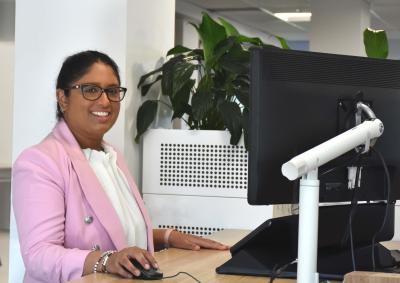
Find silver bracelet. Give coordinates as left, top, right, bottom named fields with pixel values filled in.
left=93, top=251, right=109, bottom=274
left=101, top=250, right=117, bottom=273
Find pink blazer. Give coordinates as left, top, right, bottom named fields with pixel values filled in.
left=12, top=120, right=154, bottom=283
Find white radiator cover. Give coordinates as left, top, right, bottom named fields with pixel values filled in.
left=142, top=129, right=272, bottom=235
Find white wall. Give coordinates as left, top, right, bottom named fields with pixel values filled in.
left=10, top=0, right=175, bottom=281
left=310, top=0, right=370, bottom=56
left=12, top=0, right=128, bottom=161
left=388, top=38, right=400, bottom=60
left=0, top=1, right=15, bottom=168
left=124, top=0, right=175, bottom=187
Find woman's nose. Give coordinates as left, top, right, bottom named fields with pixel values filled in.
left=97, top=91, right=112, bottom=105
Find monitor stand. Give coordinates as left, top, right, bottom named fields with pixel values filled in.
left=216, top=203, right=396, bottom=281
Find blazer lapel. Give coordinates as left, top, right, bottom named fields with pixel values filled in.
left=52, top=121, right=127, bottom=250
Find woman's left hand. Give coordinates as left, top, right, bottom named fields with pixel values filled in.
left=168, top=230, right=230, bottom=251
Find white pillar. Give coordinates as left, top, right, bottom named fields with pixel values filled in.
left=0, top=1, right=15, bottom=168
left=310, top=0, right=370, bottom=56
left=124, top=1, right=176, bottom=185
left=10, top=0, right=175, bottom=281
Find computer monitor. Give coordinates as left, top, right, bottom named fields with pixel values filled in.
left=216, top=47, right=400, bottom=280
left=248, top=46, right=400, bottom=205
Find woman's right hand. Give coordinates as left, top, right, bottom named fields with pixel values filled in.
left=106, top=247, right=158, bottom=278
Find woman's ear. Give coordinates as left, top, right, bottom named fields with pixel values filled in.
left=56, top=89, right=69, bottom=113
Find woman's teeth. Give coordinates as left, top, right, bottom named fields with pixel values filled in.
left=92, top=112, right=110, bottom=117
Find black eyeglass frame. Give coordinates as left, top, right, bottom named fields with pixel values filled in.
left=64, top=84, right=127, bottom=102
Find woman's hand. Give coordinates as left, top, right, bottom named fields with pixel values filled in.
left=106, top=247, right=158, bottom=278
left=168, top=230, right=230, bottom=251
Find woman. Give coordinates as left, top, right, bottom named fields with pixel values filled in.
left=12, top=50, right=229, bottom=283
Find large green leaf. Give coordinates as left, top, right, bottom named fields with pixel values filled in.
left=275, top=35, right=290, bottom=49
left=161, top=55, right=184, bottom=96
left=188, top=49, right=204, bottom=59
left=236, top=35, right=263, bottom=46
left=171, top=79, right=195, bottom=119
left=219, top=17, right=239, bottom=36
left=220, top=43, right=250, bottom=74
left=167, top=45, right=192, bottom=56
left=191, top=77, right=213, bottom=121
left=140, top=75, right=161, bottom=96
left=172, top=62, right=196, bottom=98
left=137, top=66, right=162, bottom=88
left=194, top=12, right=227, bottom=70
left=235, top=88, right=249, bottom=108
left=209, top=37, right=237, bottom=70
left=209, top=35, right=262, bottom=72
left=218, top=101, right=242, bottom=145
left=364, top=28, right=388, bottom=59
left=135, top=100, right=158, bottom=142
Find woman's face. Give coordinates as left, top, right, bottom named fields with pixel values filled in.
left=57, top=62, right=121, bottom=146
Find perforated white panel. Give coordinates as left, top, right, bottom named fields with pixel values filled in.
left=143, top=129, right=248, bottom=198
left=160, top=143, right=247, bottom=190
left=158, top=224, right=224, bottom=236
left=142, top=129, right=273, bottom=231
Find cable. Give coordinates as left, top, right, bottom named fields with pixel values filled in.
left=349, top=165, right=361, bottom=271
left=348, top=163, right=362, bottom=271
left=268, top=259, right=297, bottom=283
left=370, top=147, right=391, bottom=271
left=338, top=153, right=362, bottom=271
left=163, top=271, right=202, bottom=282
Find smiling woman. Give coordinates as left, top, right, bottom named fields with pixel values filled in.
left=11, top=50, right=229, bottom=283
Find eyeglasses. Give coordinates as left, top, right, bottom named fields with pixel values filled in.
left=64, top=84, right=127, bottom=102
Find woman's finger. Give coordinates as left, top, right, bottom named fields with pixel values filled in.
left=192, top=237, right=230, bottom=250
left=133, top=253, right=151, bottom=270
left=114, top=254, right=139, bottom=278
left=169, top=231, right=230, bottom=250
left=143, top=251, right=159, bottom=269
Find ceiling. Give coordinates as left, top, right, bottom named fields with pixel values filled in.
left=177, top=0, right=400, bottom=41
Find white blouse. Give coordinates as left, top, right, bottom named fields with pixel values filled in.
left=83, top=145, right=147, bottom=249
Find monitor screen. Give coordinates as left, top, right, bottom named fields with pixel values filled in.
left=248, top=47, right=400, bottom=205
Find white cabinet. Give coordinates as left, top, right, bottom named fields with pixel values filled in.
left=142, top=129, right=272, bottom=235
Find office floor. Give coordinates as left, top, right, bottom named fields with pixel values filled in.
left=0, top=229, right=9, bottom=283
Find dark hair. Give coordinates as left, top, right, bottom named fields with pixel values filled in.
left=56, top=50, right=121, bottom=120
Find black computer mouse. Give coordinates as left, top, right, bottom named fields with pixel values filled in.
left=129, top=258, right=163, bottom=280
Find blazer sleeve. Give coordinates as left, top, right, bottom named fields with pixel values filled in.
left=12, top=147, right=90, bottom=283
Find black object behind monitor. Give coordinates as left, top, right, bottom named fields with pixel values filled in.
left=216, top=203, right=396, bottom=280
left=248, top=46, right=400, bottom=205
left=216, top=47, right=400, bottom=280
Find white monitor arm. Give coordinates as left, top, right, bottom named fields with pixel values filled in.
left=281, top=115, right=384, bottom=283
left=282, top=119, right=384, bottom=181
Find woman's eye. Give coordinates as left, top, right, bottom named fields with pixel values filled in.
left=86, top=87, right=99, bottom=93
left=107, top=88, right=118, bottom=95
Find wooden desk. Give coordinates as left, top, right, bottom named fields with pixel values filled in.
left=68, top=229, right=295, bottom=283
left=343, top=241, right=400, bottom=283
left=68, top=230, right=400, bottom=283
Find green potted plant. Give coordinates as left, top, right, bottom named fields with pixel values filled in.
left=135, top=12, right=289, bottom=149
left=363, top=28, right=388, bottom=59
left=137, top=12, right=288, bottom=235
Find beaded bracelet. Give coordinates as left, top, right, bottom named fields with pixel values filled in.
left=101, top=250, right=117, bottom=273
left=93, top=251, right=109, bottom=274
